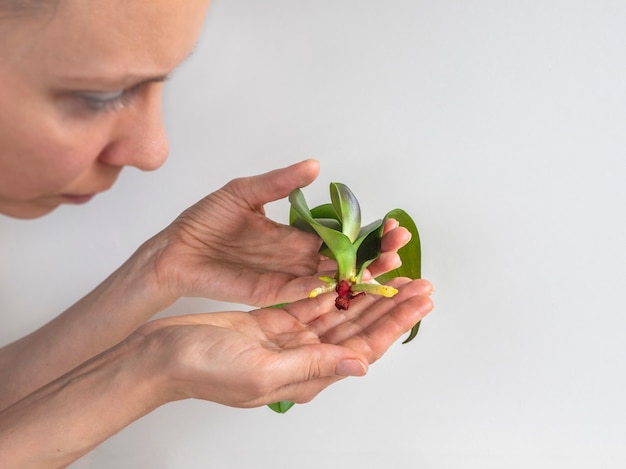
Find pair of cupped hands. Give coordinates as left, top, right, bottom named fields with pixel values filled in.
left=131, top=160, right=433, bottom=409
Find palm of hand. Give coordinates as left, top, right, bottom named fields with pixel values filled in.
left=138, top=278, right=433, bottom=408
left=145, top=308, right=322, bottom=407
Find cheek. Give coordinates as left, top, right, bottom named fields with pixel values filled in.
left=0, top=118, right=109, bottom=200
left=0, top=68, right=119, bottom=201
left=0, top=93, right=116, bottom=200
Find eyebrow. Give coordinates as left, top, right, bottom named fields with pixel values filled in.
left=70, top=74, right=170, bottom=90
left=52, top=47, right=196, bottom=90
left=49, top=74, right=170, bottom=91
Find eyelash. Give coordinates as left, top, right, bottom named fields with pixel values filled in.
left=78, top=85, right=141, bottom=113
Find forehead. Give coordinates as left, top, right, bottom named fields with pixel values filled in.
left=9, top=0, right=210, bottom=84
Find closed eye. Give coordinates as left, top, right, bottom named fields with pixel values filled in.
left=77, top=89, right=132, bottom=112
left=62, top=75, right=169, bottom=116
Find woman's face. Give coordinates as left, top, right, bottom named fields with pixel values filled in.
left=0, top=0, right=210, bottom=218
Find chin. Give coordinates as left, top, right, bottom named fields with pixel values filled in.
left=0, top=202, right=60, bottom=220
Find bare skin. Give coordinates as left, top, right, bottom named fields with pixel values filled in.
left=0, top=0, right=198, bottom=218
left=0, top=278, right=433, bottom=468
left=0, top=0, right=434, bottom=466
left=0, top=161, right=414, bottom=409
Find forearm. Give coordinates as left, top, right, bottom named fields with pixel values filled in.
left=0, top=334, right=165, bottom=469
left=0, top=237, right=174, bottom=410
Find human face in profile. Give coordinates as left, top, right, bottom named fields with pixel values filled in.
left=0, top=0, right=210, bottom=218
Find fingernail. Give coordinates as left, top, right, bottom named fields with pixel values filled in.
left=336, top=359, right=367, bottom=377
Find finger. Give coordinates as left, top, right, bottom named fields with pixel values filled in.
left=316, top=278, right=433, bottom=343
left=361, top=251, right=401, bottom=281
left=266, top=375, right=342, bottom=406
left=317, top=257, right=338, bottom=273
left=360, top=224, right=410, bottom=280
left=382, top=217, right=399, bottom=234
left=257, top=274, right=333, bottom=307
left=286, top=343, right=369, bottom=379
left=257, top=343, right=368, bottom=405
left=337, top=290, right=434, bottom=364
left=224, top=159, right=320, bottom=210
left=309, top=277, right=417, bottom=338
left=264, top=286, right=433, bottom=404
left=381, top=224, right=411, bottom=252
left=280, top=290, right=338, bottom=324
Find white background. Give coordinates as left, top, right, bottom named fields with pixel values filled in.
left=1, top=0, right=625, bottom=467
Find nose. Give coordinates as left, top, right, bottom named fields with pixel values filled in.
left=98, top=83, right=170, bottom=171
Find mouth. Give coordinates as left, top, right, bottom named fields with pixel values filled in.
left=60, top=193, right=96, bottom=204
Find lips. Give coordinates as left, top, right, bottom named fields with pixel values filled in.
left=60, top=193, right=96, bottom=204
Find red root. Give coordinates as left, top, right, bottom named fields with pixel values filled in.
left=334, top=280, right=365, bottom=310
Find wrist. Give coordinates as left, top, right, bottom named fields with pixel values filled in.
left=120, top=332, right=172, bottom=408
left=119, top=233, right=179, bottom=313
left=130, top=329, right=177, bottom=407
left=131, top=322, right=191, bottom=405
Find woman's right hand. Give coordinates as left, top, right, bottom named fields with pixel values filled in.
left=141, top=159, right=412, bottom=309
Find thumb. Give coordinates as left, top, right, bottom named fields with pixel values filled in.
left=225, top=159, right=320, bottom=209
left=275, top=343, right=368, bottom=386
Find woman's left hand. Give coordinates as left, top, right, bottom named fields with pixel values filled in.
left=137, top=277, right=434, bottom=408
left=147, top=160, right=411, bottom=307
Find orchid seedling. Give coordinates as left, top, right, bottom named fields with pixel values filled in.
left=267, top=183, right=422, bottom=414
left=289, top=183, right=400, bottom=309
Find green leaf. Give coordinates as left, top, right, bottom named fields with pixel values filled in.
left=310, top=203, right=340, bottom=221
left=330, top=183, right=361, bottom=243
left=355, top=219, right=384, bottom=247
left=402, top=320, right=421, bottom=344
left=354, top=219, right=384, bottom=279
left=289, top=189, right=357, bottom=280
left=290, top=206, right=340, bottom=258
left=291, top=203, right=342, bottom=230
left=289, top=208, right=318, bottom=234
left=375, top=209, right=421, bottom=283
left=268, top=401, right=295, bottom=413
left=375, top=209, right=422, bottom=343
